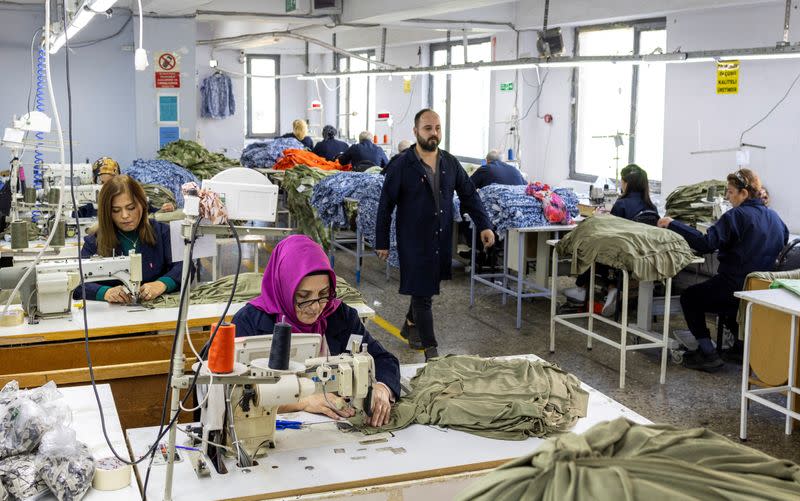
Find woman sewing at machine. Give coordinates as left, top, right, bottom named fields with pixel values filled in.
left=232, top=235, right=400, bottom=427
left=563, top=164, right=658, bottom=315
left=74, top=175, right=182, bottom=303
left=658, top=168, right=788, bottom=372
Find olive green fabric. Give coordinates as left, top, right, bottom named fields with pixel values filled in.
left=556, top=214, right=696, bottom=282
left=153, top=209, right=186, bottom=223
left=770, top=279, right=800, bottom=296
left=665, top=179, right=727, bottom=226
left=142, top=184, right=176, bottom=210
left=456, top=417, right=800, bottom=501
left=157, top=139, right=239, bottom=179
left=351, top=355, right=589, bottom=440
left=282, top=165, right=337, bottom=248
left=146, top=272, right=364, bottom=308
left=737, top=269, right=800, bottom=339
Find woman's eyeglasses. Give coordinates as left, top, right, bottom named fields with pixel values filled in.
left=296, top=292, right=336, bottom=311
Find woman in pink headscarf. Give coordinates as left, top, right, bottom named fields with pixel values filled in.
left=232, top=235, right=399, bottom=426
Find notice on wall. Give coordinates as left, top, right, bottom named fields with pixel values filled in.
left=158, top=126, right=180, bottom=148
left=403, top=79, right=412, bottom=94
left=716, top=60, right=739, bottom=94
left=158, top=94, right=179, bottom=123
left=155, top=52, right=181, bottom=88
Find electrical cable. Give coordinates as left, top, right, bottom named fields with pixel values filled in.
left=519, top=69, right=549, bottom=122
left=69, top=12, right=132, bottom=48
left=738, top=66, right=800, bottom=144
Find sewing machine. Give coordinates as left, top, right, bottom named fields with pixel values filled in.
left=191, top=334, right=375, bottom=475
left=0, top=252, right=142, bottom=323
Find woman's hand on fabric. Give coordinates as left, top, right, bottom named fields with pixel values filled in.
left=161, top=202, right=175, bottom=212
left=376, top=249, right=389, bottom=261
left=139, top=281, right=167, bottom=301
left=104, top=285, right=131, bottom=304
left=657, top=217, right=674, bottom=229
left=366, top=383, right=393, bottom=427
left=300, top=393, right=355, bottom=420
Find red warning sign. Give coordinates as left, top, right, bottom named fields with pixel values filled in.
left=158, top=53, right=177, bottom=71
left=155, top=72, right=180, bottom=88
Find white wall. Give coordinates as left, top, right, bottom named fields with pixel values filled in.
left=663, top=3, right=800, bottom=231
left=0, top=6, right=137, bottom=169
left=195, top=42, right=246, bottom=157
left=134, top=17, right=197, bottom=159
left=374, top=45, right=429, bottom=148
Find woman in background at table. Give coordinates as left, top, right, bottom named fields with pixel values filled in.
left=74, top=175, right=182, bottom=303
left=563, top=164, right=658, bottom=315
left=658, top=168, right=788, bottom=372
left=232, top=235, right=400, bottom=427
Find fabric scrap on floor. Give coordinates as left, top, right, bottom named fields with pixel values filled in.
left=456, top=417, right=800, bottom=501
left=350, top=355, right=588, bottom=440
left=556, top=214, right=696, bottom=282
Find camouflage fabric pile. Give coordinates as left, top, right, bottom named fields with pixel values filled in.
left=157, top=139, right=240, bottom=179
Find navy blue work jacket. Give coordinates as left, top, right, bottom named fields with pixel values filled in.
left=75, top=219, right=183, bottom=300
left=668, top=198, right=789, bottom=287
left=376, top=146, right=493, bottom=296
left=611, top=191, right=656, bottom=220
left=470, top=160, right=526, bottom=190
left=232, top=302, right=401, bottom=399
left=313, top=138, right=349, bottom=162
left=339, top=140, right=389, bottom=170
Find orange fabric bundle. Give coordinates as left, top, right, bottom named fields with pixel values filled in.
left=274, top=149, right=351, bottom=171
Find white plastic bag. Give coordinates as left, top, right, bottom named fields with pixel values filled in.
left=37, top=427, right=95, bottom=501
left=0, top=454, right=49, bottom=501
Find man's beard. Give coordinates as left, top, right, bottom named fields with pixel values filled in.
left=416, top=134, right=439, bottom=152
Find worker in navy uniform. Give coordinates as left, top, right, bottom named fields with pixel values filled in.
left=380, top=139, right=412, bottom=175
left=564, top=164, right=658, bottom=316
left=659, top=168, right=789, bottom=371
left=376, top=109, right=495, bottom=361
left=338, top=131, right=389, bottom=171
left=312, top=125, right=349, bottom=162
left=470, top=150, right=526, bottom=190
left=281, top=119, right=314, bottom=149
left=74, top=175, right=182, bottom=303
left=75, top=157, right=174, bottom=218
left=232, top=235, right=400, bottom=426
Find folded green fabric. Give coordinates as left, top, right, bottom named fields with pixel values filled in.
left=556, top=214, right=696, bottom=281
left=352, top=355, right=589, bottom=440
left=665, top=179, right=727, bottom=226
left=737, top=269, right=800, bottom=339
left=142, top=183, right=176, bottom=209
left=456, top=417, right=800, bottom=501
left=157, top=139, right=240, bottom=179
left=146, top=272, right=364, bottom=308
left=770, top=279, right=800, bottom=297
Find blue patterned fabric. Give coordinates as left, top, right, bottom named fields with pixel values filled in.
left=478, top=184, right=579, bottom=235
left=310, top=172, right=399, bottom=268
left=200, top=72, right=235, bottom=119
left=240, top=137, right=305, bottom=168
left=125, top=159, right=199, bottom=207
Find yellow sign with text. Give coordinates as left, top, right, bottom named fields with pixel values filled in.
left=716, top=60, right=739, bottom=95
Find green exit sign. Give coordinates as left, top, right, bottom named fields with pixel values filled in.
left=500, top=82, right=514, bottom=92
left=286, top=0, right=296, bottom=12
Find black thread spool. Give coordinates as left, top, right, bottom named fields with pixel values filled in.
left=269, top=317, right=292, bottom=370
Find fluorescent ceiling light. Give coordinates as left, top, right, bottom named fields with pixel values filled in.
left=49, top=0, right=119, bottom=54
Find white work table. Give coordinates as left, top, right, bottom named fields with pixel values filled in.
left=0, top=301, right=247, bottom=343
left=127, top=354, right=650, bottom=501
left=0, top=300, right=375, bottom=344
left=735, top=288, right=800, bottom=439
left=47, top=384, right=139, bottom=500
left=470, top=223, right=577, bottom=329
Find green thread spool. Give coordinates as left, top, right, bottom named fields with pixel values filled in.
left=47, top=188, right=60, bottom=205
left=50, top=220, right=65, bottom=247
left=10, top=221, right=28, bottom=249
left=23, top=187, right=36, bottom=204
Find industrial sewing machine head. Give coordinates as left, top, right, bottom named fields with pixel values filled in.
left=0, top=252, right=142, bottom=323
left=195, top=333, right=375, bottom=472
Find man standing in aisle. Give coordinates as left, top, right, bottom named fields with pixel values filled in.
left=376, top=109, right=495, bottom=360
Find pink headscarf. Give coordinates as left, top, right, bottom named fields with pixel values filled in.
left=249, top=235, right=342, bottom=335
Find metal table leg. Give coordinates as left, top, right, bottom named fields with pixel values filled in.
left=549, top=244, right=558, bottom=353
left=660, top=278, right=672, bottom=385
left=516, top=229, right=524, bottom=329
left=502, top=231, right=509, bottom=305
left=355, top=225, right=362, bottom=285
left=587, top=262, right=595, bottom=351
left=787, top=315, right=798, bottom=435
left=470, top=224, right=477, bottom=307
left=619, top=270, right=630, bottom=390
left=740, top=302, right=755, bottom=440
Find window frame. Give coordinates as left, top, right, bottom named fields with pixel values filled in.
left=428, top=36, right=492, bottom=164
left=569, top=18, right=666, bottom=184
left=336, top=49, right=376, bottom=141
left=246, top=54, right=281, bottom=139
